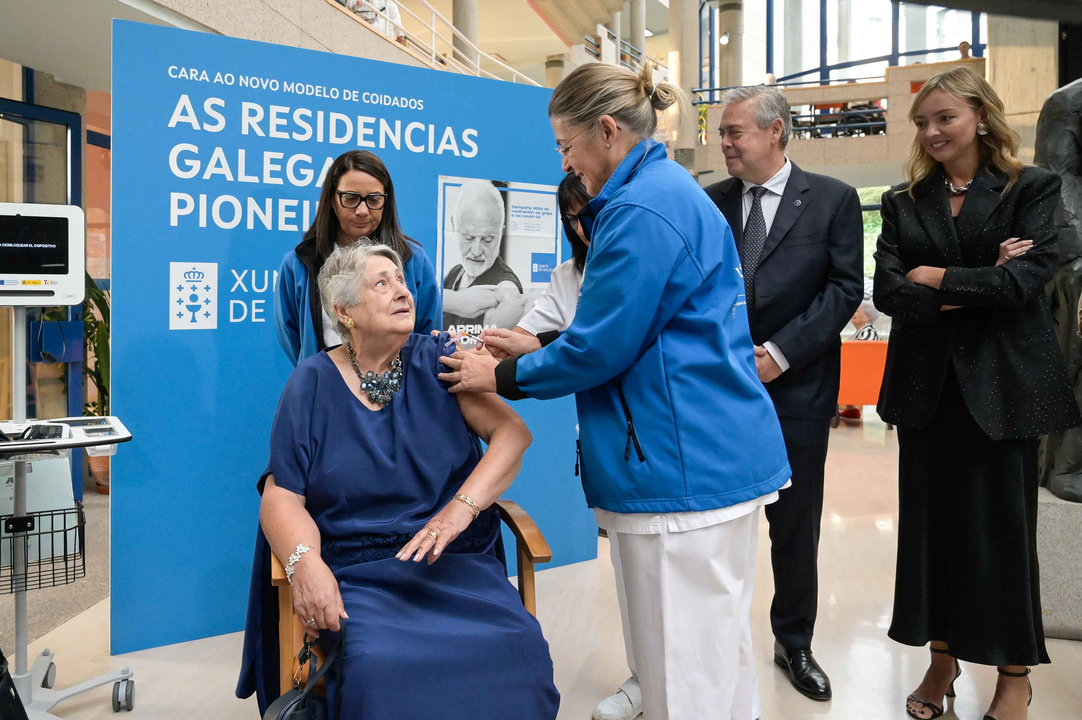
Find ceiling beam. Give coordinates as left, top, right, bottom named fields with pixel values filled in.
left=527, top=0, right=624, bottom=46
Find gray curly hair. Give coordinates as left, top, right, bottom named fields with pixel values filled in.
left=317, top=241, right=404, bottom=343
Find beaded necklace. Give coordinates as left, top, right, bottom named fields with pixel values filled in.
left=345, top=342, right=402, bottom=406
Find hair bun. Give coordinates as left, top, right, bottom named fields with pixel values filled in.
left=637, top=63, right=656, bottom=97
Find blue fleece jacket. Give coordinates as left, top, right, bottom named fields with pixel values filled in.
left=505, top=140, right=790, bottom=513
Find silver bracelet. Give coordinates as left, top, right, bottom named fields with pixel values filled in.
left=284, top=543, right=311, bottom=585
left=453, top=493, right=481, bottom=519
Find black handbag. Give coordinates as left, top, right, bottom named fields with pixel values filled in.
left=262, top=629, right=344, bottom=720
left=1, top=645, right=31, bottom=720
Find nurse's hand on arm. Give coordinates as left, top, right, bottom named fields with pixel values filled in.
left=261, top=475, right=347, bottom=636
left=396, top=391, right=531, bottom=564
left=481, top=327, right=542, bottom=360
left=437, top=349, right=499, bottom=393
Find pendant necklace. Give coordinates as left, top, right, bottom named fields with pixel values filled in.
left=346, top=342, right=403, bottom=406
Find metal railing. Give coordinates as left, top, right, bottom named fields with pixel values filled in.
left=699, top=103, right=888, bottom=143
left=693, top=45, right=972, bottom=105
left=774, top=45, right=970, bottom=85
left=595, top=29, right=668, bottom=74
left=331, top=0, right=539, bottom=86
left=790, top=106, right=887, bottom=138
left=583, top=34, right=602, bottom=61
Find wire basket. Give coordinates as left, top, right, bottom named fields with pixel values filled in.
left=0, top=503, right=86, bottom=594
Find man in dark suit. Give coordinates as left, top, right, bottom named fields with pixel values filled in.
left=705, top=86, right=863, bottom=701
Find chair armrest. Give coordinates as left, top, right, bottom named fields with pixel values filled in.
left=493, top=499, right=552, bottom=564
left=269, top=549, right=314, bottom=693
left=493, top=499, right=552, bottom=617
left=270, top=551, right=288, bottom=586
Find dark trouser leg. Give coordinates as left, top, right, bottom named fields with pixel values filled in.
left=765, top=416, right=831, bottom=650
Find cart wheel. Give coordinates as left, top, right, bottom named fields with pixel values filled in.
left=112, top=678, right=135, bottom=712
left=41, top=661, right=56, bottom=689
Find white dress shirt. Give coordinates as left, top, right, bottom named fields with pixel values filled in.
left=740, top=158, right=793, bottom=373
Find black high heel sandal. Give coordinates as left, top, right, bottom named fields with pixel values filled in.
left=906, top=646, right=961, bottom=720
left=983, top=666, right=1031, bottom=720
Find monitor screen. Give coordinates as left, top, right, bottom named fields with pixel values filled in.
left=0, top=215, right=69, bottom=275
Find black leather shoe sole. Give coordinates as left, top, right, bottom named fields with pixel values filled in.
left=774, top=652, right=832, bottom=701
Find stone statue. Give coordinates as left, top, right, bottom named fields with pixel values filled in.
left=1035, top=78, right=1082, bottom=502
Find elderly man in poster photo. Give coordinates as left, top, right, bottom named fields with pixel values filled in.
left=705, top=85, right=863, bottom=702
left=442, top=179, right=523, bottom=334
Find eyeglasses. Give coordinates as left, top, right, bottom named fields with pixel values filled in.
left=336, top=191, right=387, bottom=210
left=561, top=213, right=582, bottom=227
left=555, top=127, right=590, bottom=156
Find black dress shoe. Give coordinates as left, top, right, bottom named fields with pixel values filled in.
left=773, top=641, right=832, bottom=701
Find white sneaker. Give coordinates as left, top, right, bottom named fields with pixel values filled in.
left=592, top=676, right=643, bottom=720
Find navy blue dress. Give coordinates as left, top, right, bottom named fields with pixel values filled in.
left=237, top=333, right=559, bottom=718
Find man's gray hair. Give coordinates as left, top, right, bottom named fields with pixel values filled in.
left=721, top=85, right=793, bottom=148
left=317, top=241, right=404, bottom=343
left=452, top=179, right=505, bottom=234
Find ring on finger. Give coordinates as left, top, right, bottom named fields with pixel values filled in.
left=426, top=529, right=438, bottom=540
left=306, top=617, right=317, bottom=627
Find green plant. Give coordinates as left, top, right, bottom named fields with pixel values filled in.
left=83, top=272, right=110, bottom=416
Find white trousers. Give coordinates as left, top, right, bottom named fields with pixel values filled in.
left=609, top=509, right=761, bottom=720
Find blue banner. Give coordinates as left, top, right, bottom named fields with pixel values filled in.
left=111, top=20, right=594, bottom=653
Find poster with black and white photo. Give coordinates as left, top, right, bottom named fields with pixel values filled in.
left=436, top=175, right=561, bottom=339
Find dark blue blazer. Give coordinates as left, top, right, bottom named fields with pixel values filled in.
left=705, top=162, right=865, bottom=419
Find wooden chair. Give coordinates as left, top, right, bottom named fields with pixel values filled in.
left=269, top=499, right=552, bottom=695
left=833, top=340, right=891, bottom=428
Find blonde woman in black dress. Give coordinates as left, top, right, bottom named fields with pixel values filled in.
left=874, top=67, right=1080, bottom=720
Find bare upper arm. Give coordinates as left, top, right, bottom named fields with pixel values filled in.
left=455, top=391, right=529, bottom=444
left=261, top=474, right=306, bottom=513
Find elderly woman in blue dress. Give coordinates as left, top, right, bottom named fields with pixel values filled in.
left=238, top=242, right=559, bottom=718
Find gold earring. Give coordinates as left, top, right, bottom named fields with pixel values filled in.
left=344, top=317, right=354, bottom=329
left=976, top=121, right=989, bottom=136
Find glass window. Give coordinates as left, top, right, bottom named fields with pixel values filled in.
left=0, top=108, right=74, bottom=421
left=774, top=0, right=822, bottom=85
left=858, top=186, right=890, bottom=276
left=900, top=4, right=976, bottom=65
left=826, top=0, right=892, bottom=82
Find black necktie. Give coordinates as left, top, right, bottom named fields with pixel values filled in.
left=742, top=186, right=768, bottom=305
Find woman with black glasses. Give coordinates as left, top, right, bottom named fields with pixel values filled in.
left=274, top=150, right=441, bottom=365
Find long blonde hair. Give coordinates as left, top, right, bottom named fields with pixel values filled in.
left=548, top=62, right=688, bottom=139
left=903, top=66, right=1023, bottom=197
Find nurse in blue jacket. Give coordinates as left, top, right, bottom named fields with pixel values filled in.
left=439, top=63, right=791, bottom=720
left=275, top=150, right=441, bottom=365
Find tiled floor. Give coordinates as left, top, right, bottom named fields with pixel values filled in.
left=13, top=413, right=1082, bottom=719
